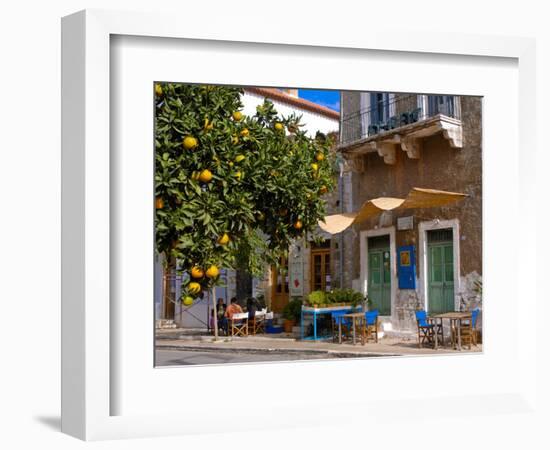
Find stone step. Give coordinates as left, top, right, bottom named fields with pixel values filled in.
left=156, top=319, right=178, bottom=329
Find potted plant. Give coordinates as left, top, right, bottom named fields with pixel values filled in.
left=282, top=298, right=302, bottom=333
left=307, top=290, right=326, bottom=308
left=326, top=288, right=365, bottom=308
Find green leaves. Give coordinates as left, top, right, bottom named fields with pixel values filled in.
left=155, top=83, right=335, bottom=298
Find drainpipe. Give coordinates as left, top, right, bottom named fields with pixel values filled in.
left=339, top=173, right=344, bottom=288
left=338, top=91, right=344, bottom=288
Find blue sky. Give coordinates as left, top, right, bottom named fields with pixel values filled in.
left=298, top=89, right=340, bottom=112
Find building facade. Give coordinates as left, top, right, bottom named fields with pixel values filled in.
left=334, top=92, right=482, bottom=333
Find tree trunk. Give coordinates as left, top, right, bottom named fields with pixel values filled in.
left=162, top=254, right=176, bottom=319
left=236, top=269, right=253, bottom=300
left=211, top=286, right=219, bottom=341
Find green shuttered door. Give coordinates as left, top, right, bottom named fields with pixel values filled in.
left=427, top=229, right=455, bottom=314
left=368, top=236, right=391, bottom=315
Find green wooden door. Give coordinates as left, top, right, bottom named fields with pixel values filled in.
left=368, top=247, right=391, bottom=315
left=427, top=240, right=455, bottom=314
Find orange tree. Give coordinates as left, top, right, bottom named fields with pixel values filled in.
left=155, top=83, right=335, bottom=313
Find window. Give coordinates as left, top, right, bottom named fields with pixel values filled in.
left=427, top=95, right=456, bottom=118
left=370, top=93, right=391, bottom=125
left=310, top=240, right=331, bottom=292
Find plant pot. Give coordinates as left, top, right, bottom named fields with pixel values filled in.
left=283, top=319, right=295, bottom=333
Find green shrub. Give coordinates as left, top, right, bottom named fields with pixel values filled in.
left=282, top=298, right=303, bottom=322
left=326, top=288, right=365, bottom=307
left=307, top=290, right=327, bottom=306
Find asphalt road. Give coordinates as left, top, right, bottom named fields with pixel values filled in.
left=155, top=349, right=333, bottom=366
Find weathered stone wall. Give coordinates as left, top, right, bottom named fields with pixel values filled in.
left=338, top=94, right=482, bottom=331
left=341, top=91, right=363, bottom=142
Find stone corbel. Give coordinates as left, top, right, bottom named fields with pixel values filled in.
left=438, top=121, right=463, bottom=148
left=375, top=142, right=397, bottom=165
left=400, top=136, right=422, bottom=159
left=346, top=155, right=366, bottom=172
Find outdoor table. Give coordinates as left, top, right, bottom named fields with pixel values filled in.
left=431, top=312, right=471, bottom=350
left=342, top=312, right=366, bottom=345
left=300, top=305, right=361, bottom=341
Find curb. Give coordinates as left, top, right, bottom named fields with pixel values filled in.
left=155, top=343, right=401, bottom=358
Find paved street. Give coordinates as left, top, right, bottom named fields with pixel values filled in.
left=155, top=328, right=482, bottom=366
left=156, top=349, right=335, bottom=366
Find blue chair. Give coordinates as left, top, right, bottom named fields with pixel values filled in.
left=362, top=309, right=379, bottom=343
left=415, top=310, right=442, bottom=348
left=455, top=308, right=480, bottom=349
left=331, top=310, right=352, bottom=343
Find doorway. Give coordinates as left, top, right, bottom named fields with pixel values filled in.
left=271, top=256, right=289, bottom=313
left=367, top=235, right=391, bottom=315
left=427, top=228, right=455, bottom=314
left=310, top=240, right=331, bottom=293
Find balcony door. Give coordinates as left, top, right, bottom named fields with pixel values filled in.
left=427, top=95, right=456, bottom=118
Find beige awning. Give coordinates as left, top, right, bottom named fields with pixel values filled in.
left=319, top=187, right=467, bottom=234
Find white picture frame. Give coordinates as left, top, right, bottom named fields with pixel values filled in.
left=61, top=9, right=541, bottom=441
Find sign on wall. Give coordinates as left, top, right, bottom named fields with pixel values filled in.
left=397, top=216, right=414, bottom=230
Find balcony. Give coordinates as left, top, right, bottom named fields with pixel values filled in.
left=338, top=94, right=463, bottom=169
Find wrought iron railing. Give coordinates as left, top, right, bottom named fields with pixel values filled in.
left=340, top=94, right=461, bottom=146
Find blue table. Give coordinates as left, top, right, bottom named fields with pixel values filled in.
left=300, top=305, right=362, bottom=341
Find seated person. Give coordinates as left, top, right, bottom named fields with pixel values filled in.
left=222, top=298, right=244, bottom=334
left=209, top=309, right=216, bottom=334
left=216, top=298, right=226, bottom=333
left=225, top=297, right=243, bottom=320
left=246, top=297, right=260, bottom=319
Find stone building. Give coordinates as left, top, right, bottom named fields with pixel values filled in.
left=332, top=92, right=482, bottom=333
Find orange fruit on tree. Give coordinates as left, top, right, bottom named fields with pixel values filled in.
left=315, top=152, right=325, bottom=161
left=203, top=118, right=214, bottom=130
left=293, top=220, right=303, bottom=230
left=183, top=136, right=198, bottom=150
left=235, top=154, right=245, bottom=163
left=311, top=163, right=319, bottom=171
left=231, top=135, right=239, bottom=145
left=240, top=128, right=249, bottom=137
left=199, top=169, right=213, bottom=183
left=191, top=266, right=204, bottom=279
left=182, top=296, right=194, bottom=306
left=188, top=282, right=201, bottom=294
left=155, top=197, right=164, bottom=209
left=155, top=84, right=163, bottom=96
left=217, top=233, right=230, bottom=245
left=234, top=171, right=242, bottom=180
left=319, top=185, right=328, bottom=195
left=274, top=122, right=284, bottom=131
left=205, top=265, right=220, bottom=278
left=232, top=111, right=243, bottom=121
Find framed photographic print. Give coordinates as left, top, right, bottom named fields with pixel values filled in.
left=62, top=8, right=540, bottom=442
